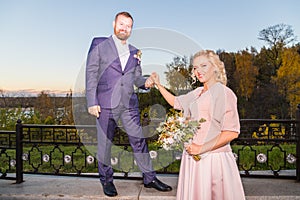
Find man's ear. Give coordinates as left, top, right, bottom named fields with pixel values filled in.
left=112, top=20, right=115, bottom=28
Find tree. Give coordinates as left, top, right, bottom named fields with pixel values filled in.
left=218, top=51, right=237, bottom=90
left=35, top=91, right=54, bottom=123
left=234, top=50, right=258, bottom=101
left=272, top=47, right=300, bottom=118
left=57, top=91, right=74, bottom=125
left=256, top=25, right=298, bottom=118
left=234, top=50, right=258, bottom=118
left=0, top=107, right=36, bottom=130
left=164, top=56, right=193, bottom=94
left=258, top=24, right=296, bottom=47
left=258, top=24, right=297, bottom=70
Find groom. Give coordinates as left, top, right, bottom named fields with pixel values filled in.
left=85, top=11, right=172, bottom=197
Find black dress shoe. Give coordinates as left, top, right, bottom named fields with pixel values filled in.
left=144, top=178, right=172, bottom=192
left=102, top=182, right=118, bottom=197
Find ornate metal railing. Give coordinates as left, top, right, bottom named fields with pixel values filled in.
left=233, top=119, right=298, bottom=178
left=0, top=130, right=16, bottom=180
left=0, top=105, right=299, bottom=183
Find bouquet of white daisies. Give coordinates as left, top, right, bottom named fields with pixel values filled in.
left=156, top=112, right=205, bottom=161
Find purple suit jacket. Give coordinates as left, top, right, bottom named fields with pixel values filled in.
left=85, top=36, right=147, bottom=109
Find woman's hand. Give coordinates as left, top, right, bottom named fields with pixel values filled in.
left=186, top=131, right=239, bottom=155
left=149, top=71, right=176, bottom=107
left=186, top=143, right=202, bottom=155
left=150, top=72, right=160, bottom=85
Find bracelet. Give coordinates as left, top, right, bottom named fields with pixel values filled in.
left=192, top=154, right=201, bottom=161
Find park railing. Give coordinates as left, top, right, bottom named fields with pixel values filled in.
left=234, top=118, right=299, bottom=179
left=0, top=105, right=299, bottom=183
left=0, top=130, right=16, bottom=181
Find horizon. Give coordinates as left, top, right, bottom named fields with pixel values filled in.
left=0, top=88, right=78, bottom=97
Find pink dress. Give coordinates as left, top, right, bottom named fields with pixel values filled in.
left=174, top=82, right=245, bottom=200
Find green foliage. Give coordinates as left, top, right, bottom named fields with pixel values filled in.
left=234, top=50, right=258, bottom=101
left=44, top=116, right=55, bottom=124
left=164, top=56, right=193, bottom=94
left=272, top=47, right=300, bottom=118
left=0, top=107, right=35, bottom=130
left=0, top=91, right=75, bottom=129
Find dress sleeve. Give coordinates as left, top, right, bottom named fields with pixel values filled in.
left=174, top=88, right=200, bottom=118
left=174, top=95, right=186, bottom=111
left=210, top=85, right=240, bottom=134
left=221, top=88, right=240, bottom=133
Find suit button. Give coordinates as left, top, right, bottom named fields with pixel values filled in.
left=122, top=73, right=124, bottom=75
left=121, top=84, right=123, bottom=86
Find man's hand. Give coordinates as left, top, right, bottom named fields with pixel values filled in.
left=145, top=77, right=155, bottom=88
left=150, top=72, right=161, bottom=85
left=88, top=105, right=101, bottom=118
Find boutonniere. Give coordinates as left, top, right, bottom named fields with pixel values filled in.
left=134, top=50, right=142, bottom=64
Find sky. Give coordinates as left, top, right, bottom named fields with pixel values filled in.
left=0, top=0, right=299, bottom=94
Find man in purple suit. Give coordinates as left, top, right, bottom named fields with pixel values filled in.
left=85, top=11, right=172, bottom=197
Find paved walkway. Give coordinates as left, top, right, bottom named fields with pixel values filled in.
left=0, top=174, right=300, bottom=200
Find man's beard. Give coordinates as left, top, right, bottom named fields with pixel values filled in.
left=115, top=30, right=130, bottom=41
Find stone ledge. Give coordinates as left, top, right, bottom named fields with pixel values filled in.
left=1, top=174, right=300, bottom=200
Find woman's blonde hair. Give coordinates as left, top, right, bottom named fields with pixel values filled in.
left=192, top=50, right=227, bottom=85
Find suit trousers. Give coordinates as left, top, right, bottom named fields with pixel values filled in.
left=96, top=104, right=156, bottom=184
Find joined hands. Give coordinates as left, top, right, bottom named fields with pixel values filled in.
left=150, top=72, right=161, bottom=86
left=145, top=72, right=161, bottom=88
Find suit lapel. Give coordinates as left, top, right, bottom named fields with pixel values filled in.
left=108, top=36, right=137, bottom=73
left=107, top=36, right=123, bottom=72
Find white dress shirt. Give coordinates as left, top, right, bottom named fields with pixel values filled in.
left=112, top=35, right=130, bottom=71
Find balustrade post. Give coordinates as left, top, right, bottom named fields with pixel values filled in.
left=16, top=119, right=23, bottom=184
left=296, top=104, right=300, bottom=181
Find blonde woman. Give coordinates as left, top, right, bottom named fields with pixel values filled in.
left=151, top=50, right=245, bottom=199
